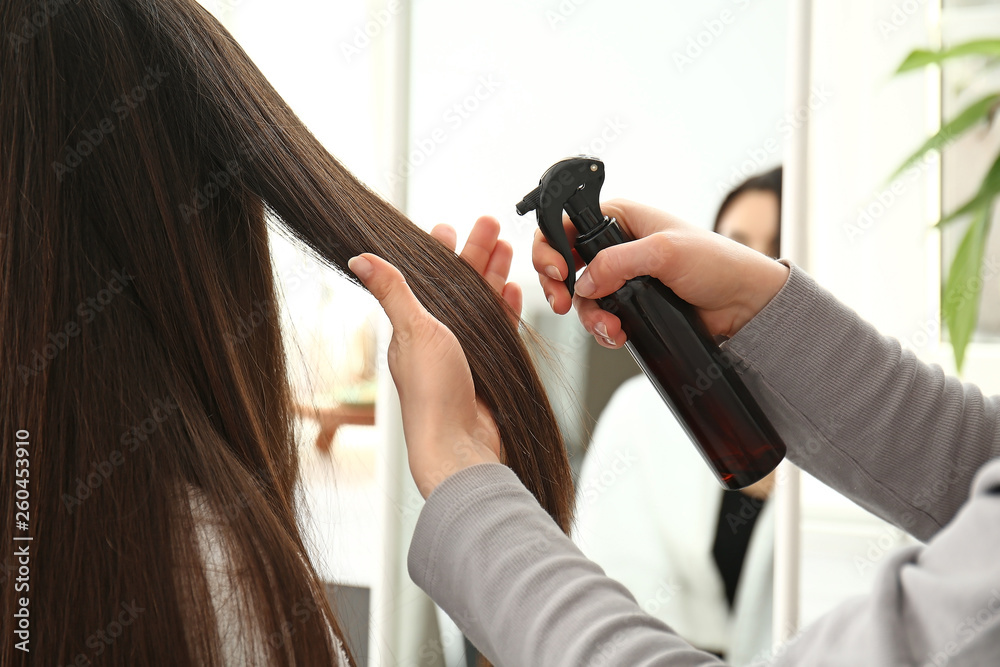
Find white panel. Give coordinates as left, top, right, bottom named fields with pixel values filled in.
left=799, top=0, right=941, bottom=630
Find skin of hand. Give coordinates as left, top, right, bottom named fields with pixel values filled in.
left=430, top=215, right=522, bottom=321
left=531, top=198, right=790, bottom=348
left=346, top=216, right=520, bottom=498
left=348, top=252, right=502, bottom=498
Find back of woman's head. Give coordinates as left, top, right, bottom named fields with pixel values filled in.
left=0, top=1, right=573, bottom=664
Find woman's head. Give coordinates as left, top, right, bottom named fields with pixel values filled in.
left=714, top=166, right=782, bottom=258
left=1, top=1, right=572, bottom=665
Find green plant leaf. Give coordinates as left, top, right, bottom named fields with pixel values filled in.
left=897, top=39, right=1000, bottom=73
left=937, top=151, right=1000, bottom=227
left=942, top=203, right=993, bottom=372
left=889, top=93, right=1000, bottom=182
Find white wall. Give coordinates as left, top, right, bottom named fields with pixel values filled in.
left=406, top=0, right=789, bottom=300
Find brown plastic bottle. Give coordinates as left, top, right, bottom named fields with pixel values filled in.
left=518, top=157, right=786, bottom=489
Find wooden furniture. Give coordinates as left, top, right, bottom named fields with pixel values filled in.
left=294, top=403, right=375, bottom=453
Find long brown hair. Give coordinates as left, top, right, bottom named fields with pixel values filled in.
left=0, top=1, right=573, bottom=665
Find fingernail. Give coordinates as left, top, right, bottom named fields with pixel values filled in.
left=575, top=272, right=595, bottom=297
left=348, top=255, right=372, bottom=281
left=544, top=265, right=562, bottom=281
left=547, top=294, right=556, bottom=311
left=594, top=323, right=616, bottom=346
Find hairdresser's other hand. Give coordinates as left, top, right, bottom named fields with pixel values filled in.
left=431, top=216, right=522, bottom=321
left=532, top=198, right=789, bottom=348
left=348, top=253, right=502, bottom=498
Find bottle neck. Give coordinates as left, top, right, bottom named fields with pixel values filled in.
left=574, top=217, right=627, bottom=264
left=564, top=188, right=604, bottom=234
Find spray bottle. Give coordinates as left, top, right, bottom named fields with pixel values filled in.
left=516, top=156, right=785, bottom=489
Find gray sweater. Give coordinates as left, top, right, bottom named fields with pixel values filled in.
left=407, top=262, right=1000, bottom=666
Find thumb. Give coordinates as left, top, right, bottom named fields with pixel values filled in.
left=348, top=253, right=428, bottom=332
left=573, top=234, right=672, bottom=299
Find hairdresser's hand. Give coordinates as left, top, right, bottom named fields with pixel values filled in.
left=348, top=253, right=502, bottom=498
left=431, top=216, right=522, bottom=320
left=532, top=198, right=789, bottom=347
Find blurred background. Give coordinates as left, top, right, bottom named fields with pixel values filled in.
left=198, top=0, right=1000, bottom=664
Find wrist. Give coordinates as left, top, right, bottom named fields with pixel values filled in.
left=733, top=259, right=790, bottom=335
left=413, top=438, right=502, bottom=499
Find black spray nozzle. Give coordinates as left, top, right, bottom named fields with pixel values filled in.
left=515, top=187, right=541, bottom=216
left=515, top=156, right=609, bottom=296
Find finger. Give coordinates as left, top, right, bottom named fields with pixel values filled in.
left=573, top=234, right=673, bottom=300
left=601, top=198, right=682, bottom=240
left=538, top=272, right=573, bottom=315
left=430, top=224, right=458, bottom=253
left=482, top=239, right=513, bottom=294
left=532, top=227, right=585, bottom=314
left=459, top=216, right=502, bottom=276
left=572, top=295, right=625, bottom=347
left=501, top=282, right=522, bottom=321
left=531, top=218, right=585, bottom=281
left=348, top=254, right=428, bottom=335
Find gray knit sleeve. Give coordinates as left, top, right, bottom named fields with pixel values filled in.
left=408, top=461, right=1000, bottom=667
left=407, top=261, right=1000, bottom=666
left=722, top=260, right=1000, bottom=541
left=408, top=463, right=729, bottom=667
